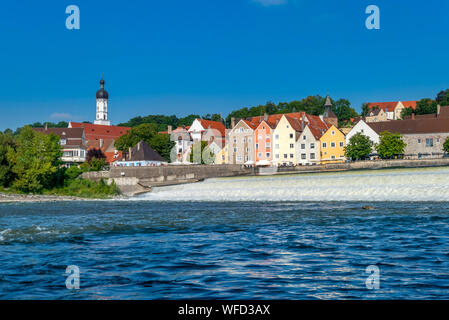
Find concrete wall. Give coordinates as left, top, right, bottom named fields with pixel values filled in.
left=82, top=164, right=254, bottom=196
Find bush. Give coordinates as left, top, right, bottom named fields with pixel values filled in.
left=46, top=178, right=119, bottom=199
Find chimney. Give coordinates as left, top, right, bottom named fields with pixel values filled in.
left=437, top=104, right=441, bottom=116
left=301, top=118, right=305, bottom=131
left=128, top=147, right=132, bottom=161
left=264, top=113, right=268, bottom=121
left=100, top=139, right=104, bottom=149
left=231, top=117, right=236, bottom=128
left=137, top=141, right=141, bottom=151
left=412, top=113, right=415, bottom=120
left=168, top=125, right=173, bottom=134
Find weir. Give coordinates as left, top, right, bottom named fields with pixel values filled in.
left=136, top=167, right=449, bottom=202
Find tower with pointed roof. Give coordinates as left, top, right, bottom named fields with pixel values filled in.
left=94, top=77, right=110, bottom=126
left=322, top=95, right=338, bottom=127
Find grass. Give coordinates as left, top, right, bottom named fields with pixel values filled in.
left=43, top=178, right=120, bottom=199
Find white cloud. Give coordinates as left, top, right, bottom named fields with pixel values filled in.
left=50, top=113, right=73, bottom=120
left=252, top=0, right=287, bottom=6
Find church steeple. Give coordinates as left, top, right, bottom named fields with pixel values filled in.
left=94, top=76, right=111, bottom=126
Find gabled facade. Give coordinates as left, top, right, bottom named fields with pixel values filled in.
left=273, top=115, right=302, bottom=166
left=254, top=120, right=274, bottom=165
left=367, top=101, right=418, bottom=120
left=228, top=120, right=258, bottom=164
left=319, top=125, right=346, bottom=164
left=345, top=120, right=380, bottom=146
left=365, top=108, right=387, bottom=123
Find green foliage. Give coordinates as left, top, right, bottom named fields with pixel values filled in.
left=7, top=126, right=63, bottom=193
left=376, top=131, right=406, bottom=159
left=361, top=103, right=370, bottom=117
left=344, top=133, right=373, bottom=161
left=114, top=123, right=174, bottom=161
left=89, top=158, right=107, bottom=171
left=189, top=141, right=215, bottom=164
left=64, top=166, right=83, bottom=183
left=117, top=114, right=200, bottom=132
left=436, top=89, right=449, bottom=106
left=401, top=107, right=414, bottom=118
left=415, top=98, right=438, bottom=115
left=443, top=137, right=449, bottom=154
left=0, top=131, right=16, bottom=187
left=47, top=178, right=119, bottom=199
left=333, top=99, right=359, bottom=125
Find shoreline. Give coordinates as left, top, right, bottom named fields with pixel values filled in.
left=0, top=192, right=127, bottom=203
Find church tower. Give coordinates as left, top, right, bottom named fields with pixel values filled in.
left=94, top=77, right=110, bottom=126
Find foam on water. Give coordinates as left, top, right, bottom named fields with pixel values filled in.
left=135, top=167, right=449, bottom=202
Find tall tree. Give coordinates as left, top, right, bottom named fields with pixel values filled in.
left=415, top=98, right=438, bottom=115
left=114, top=123, right=174, bottom=161
left=344, top=133, right=373, bottom=161
left=0, top=131, right=16, bottom=187
left=361, top=103, right=370, bottom=117
left=376, top=131, right=406, bottom=159
left=7, top=126, right=63, bottom=193
left=436, top=89, right=449, bottom=106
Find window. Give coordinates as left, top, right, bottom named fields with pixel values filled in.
left=248, top=138, right=252, bottom=143
left=256, top=143, right=259, bottom=149
left=275, top=134, right=279, bottom=139
left=310, top=143, right=315, bottom=149
left=310, top=153, right=315, bottom=159
left=331, top=155, right=336, bottom=159
left=290, top=154, right=294, bottom=158
left=222, top=155, right=225, bottom=160
left=289, top=133, right=294, bottom=139
left=303, top=135, right=307, bottom=140
left=301, top=153, right=306, bottom=159
left=339, top=142, right=344, bottom=147
left=322, top=142, right=327, bottom=148
left=284, top=154, right=288, bottom=159
left=331, top=142, right=336, bottom=148
left=243, top=138, right=246, bottom=143
left=426, top=138, right=434, bottom=147
left=266, top=152, right=270, bottom=157
left=331, top=131, right=335, bottom=135
left=266, top=143, right=270, bottom=148
left=60, top=139, right=67, bottom=145
left=290, top=143, right=294, bottom=148
left=246, top=147, right=250, bottom=152
left=258, top=153, right=262, bottom=157
left=418, top=139, right=421, bottom=143
left=233, top=148, right=237, bottom=152
left=233, top=138, right=237, bottom=143
left=301, top=144, right=305, bottom=149
left=258, top=135, right=262, bottom=140
left=275, top=154, right=279, bottom=159
left=275, top=144, right=280, bottom=149
left=437, top=138, right=440, bottom=143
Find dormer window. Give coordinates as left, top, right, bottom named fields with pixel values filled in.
left=60, top=139, right=67, bottom=145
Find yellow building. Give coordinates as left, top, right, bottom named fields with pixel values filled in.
left=215, top=144, right=228, bottom=164
left=319, top=125, right=346, bottom=164
left=273, top=115, right=302, bottom=166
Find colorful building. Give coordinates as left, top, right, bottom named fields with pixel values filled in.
left=319, top=125, right=346, bottom=164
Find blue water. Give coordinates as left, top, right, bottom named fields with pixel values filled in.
left=1, top=200, right=449, bottom=299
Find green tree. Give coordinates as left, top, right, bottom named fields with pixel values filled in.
left=415, top=98, right=438, bottom=115
left=436, top=89, right=449, bottom=106
left=114, top=123, right=174, bottom=161
left=401, top=107, right=414, bottom=119
left=7, top=126, right=63, bottom=193
left=443, top=137, right=449, bottom=154
left=333, top=99, right=359, bottom=125
left=344, top=133, right=373, bottom=161
left=0, top=131, right=16, bottom=187
left=361, top=103, right=370, bottom=117
left=189, top=141, right=215, bottom=164
left=376, top=131, right=406, bottom=159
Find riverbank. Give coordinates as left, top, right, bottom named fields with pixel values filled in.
left=0, top=191, right=126, bottom=203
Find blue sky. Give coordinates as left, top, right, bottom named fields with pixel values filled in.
left=0, top=0, right=448, bottom=130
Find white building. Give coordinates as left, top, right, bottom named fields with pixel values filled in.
left=345, top=119, right=380, bottom=145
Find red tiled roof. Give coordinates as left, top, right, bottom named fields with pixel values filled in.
left=197, top=119, right=226, bottom=137
left=105, top=151, right=123, bottom=164
left=368, top=101, right=418, bottom=112
left=69, top=122, right=130, bottom=141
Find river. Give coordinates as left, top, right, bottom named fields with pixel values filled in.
left=1, top=167, right=449, bottom=299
